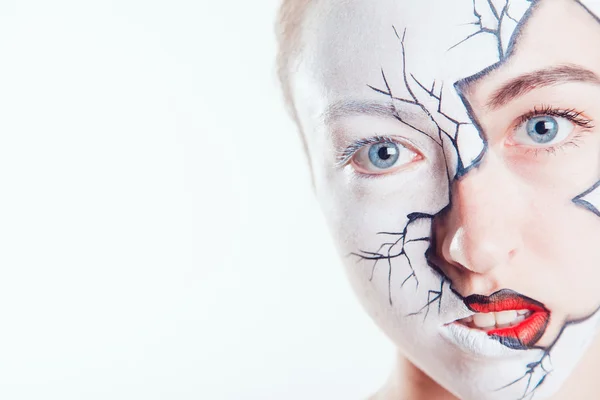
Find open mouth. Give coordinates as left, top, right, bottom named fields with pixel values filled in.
left=458, top=289, right=550, bottom=350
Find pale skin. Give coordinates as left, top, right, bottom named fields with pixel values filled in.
left=283, top=0, right=600, bottom=398
left=369, top=338, right=600, bottom=399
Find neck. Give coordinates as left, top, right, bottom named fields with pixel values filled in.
left=372, top=352, right=457, bottom=400
left=374, top=332, right=600, bottom=400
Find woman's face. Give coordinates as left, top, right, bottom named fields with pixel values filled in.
left=290, top=0, right=600, bottom=399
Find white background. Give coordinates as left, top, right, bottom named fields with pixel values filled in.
left=0, top=1, right=394, bottom=399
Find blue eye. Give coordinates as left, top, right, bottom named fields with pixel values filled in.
left=525, top=116, right=559, bottom=143
left=348, top=138, right=421, bottom=175
left=368, top=142, right=400, bottom=169
left=513, top=115, right=574, bottom=147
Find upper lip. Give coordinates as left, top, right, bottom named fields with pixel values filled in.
left=463, top=289, right=546, bottom=314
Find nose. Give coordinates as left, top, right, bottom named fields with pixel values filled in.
left=433, top=153, right=524, bottom=276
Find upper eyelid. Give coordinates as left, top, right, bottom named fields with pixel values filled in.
left=516, top=106, right=594, bottom=128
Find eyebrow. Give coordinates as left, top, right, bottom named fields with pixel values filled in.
left=486, top=65, right=600, bottom=109
left=321, top=99, right=424, bottom=125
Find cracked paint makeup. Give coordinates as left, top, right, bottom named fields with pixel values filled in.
left=287, top=0, right=600, bottom=399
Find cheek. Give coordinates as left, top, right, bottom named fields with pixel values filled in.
left=317, top=155, right=449, bottom=256
left=525, top=188, right=600, bottom=318
left=555, top=209, right=600, bottom=305
left=313, top=150, right=451, bottom=319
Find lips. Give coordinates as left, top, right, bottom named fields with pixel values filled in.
left=463, top=289, right=550, bottom=350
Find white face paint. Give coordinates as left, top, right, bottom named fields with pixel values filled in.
left=290, top=0, right=600, bottom=399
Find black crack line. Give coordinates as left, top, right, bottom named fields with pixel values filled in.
left=408, top=74, right=459, bottom=190
left=472, top=0, right=484, bottom=26
left=570, top=4, right=600, bottom=219
left=448, top=28, right=497, bottom=52
left=572, top=179, right=600, bottom=217
left=368, top=67, right=442, bottom=147
left=504, top=3, right=520, bottom=24
left=495, top=305, right=600, bottom=400
left=410, top=74, right=441, bottom=102
left=410, top=75, right=465, bottom=139
left=393, top=26, right=446, bottom=140
left=486, top=0, right=501, bottom=20
left=576, top=0, right=600, bottom=25
left=367, top=67, right=418, bottom=106
left=364, top=27, right=472, bottom=311
left=350, top=213, right=434, bottom=305
left=494, top=350, right=552, bottom=400
left=448, top=2, right=541, bottom=177
left=406, top=276, right=446, bottom=321
left=371, top=26, right=462, bottom=189
left=450, top=0, right=505, bottom=59
left=409, top=77, right=460, bottom=188
left=369, top=25, right=465, bottom=186
left=444, top=0, right=541, bottom=177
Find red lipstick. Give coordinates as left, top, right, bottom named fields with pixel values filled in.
left=463, top=289, right=550, bottom=350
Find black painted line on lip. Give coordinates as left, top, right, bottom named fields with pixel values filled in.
left=464, top=288, right=548, bottom=313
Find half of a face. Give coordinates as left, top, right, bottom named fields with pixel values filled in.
left=291, top=0, right=600, bottom=399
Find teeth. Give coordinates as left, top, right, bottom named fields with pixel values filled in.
left=460, top=310, right=532, bottom=330
left=473, top=313, right=496, bottom=328
left=495, top=310, right=518, bottom=325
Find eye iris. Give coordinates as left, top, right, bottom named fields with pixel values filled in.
left=368, top=143, right=400, bottom=169
left=526, top=116, right=559, bottom=143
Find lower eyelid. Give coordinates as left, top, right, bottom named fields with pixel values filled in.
left=511, top=132, right=586, bottom=157
left=349, top=150, right=424, bottom=176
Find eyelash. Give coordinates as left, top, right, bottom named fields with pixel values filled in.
left=517, top=105, right=594, bottom=129
left=515, top=105, right=594, bottom=156
left=335, top=135, right=399, bottom=168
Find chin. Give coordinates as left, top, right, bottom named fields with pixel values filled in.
left=347, top=268, right=600, bottom=400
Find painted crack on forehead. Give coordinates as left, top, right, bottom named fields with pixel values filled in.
left=389, top=0, right=537, bottom=176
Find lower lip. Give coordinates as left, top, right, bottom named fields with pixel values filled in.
left=485, top=311, right=550, bottom=349
left=440, top=311, right=550, bottom=356
left=440, top=323, right=518, bottom=358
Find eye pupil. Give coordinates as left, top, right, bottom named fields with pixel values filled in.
left=534, top=121, right=551, bottom=135
left=368, top=142, right=400, bottom=169
left=378, top=147, right=395, bottom=160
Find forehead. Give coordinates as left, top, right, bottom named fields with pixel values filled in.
left=292, top=0, right=600, bottom=118
left=296, top=0, right=523, bottom=102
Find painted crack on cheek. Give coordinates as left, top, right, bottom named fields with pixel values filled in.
left=495, top=306, right=600, bottom=400
left=406, top=275, right=447, bottom=321
left=573, top=179, right=600, bottom=217
left=495, top=349, right=553, bottom=400
left=350, top=213, right=435, bottom=305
